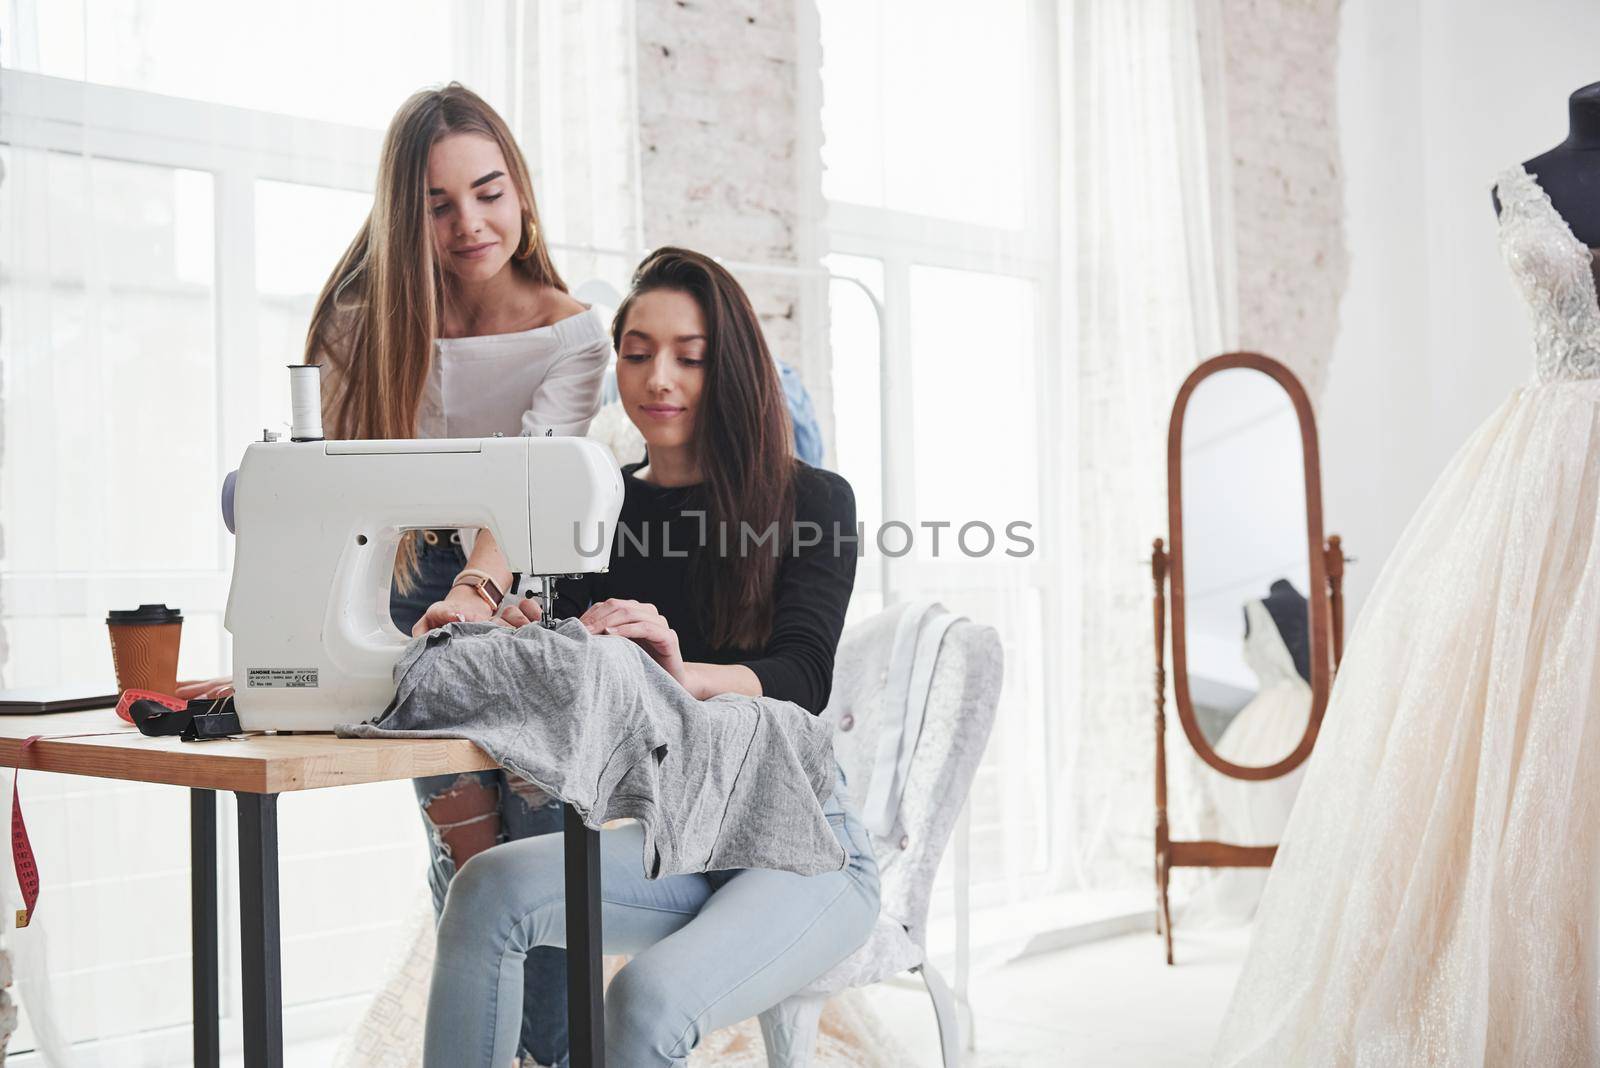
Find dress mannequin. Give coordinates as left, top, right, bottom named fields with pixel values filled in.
left=1252, top=578, right=1310, bottom=684
left=1216, top=85, right=1600, bottom=1064
left=1183, top=591, right=1312, bottom=925
left=1494, top=80, right=1600, bottom=247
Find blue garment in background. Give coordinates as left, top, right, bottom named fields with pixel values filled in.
left=778, top=362, right=824, bottom=467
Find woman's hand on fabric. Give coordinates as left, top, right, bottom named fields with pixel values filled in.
left=175, top=677, right=234, bottom=700
left=581, top=599, right=688, bottom=688
left=412, top=586, right=497, bottom=637
left=580, top=597, right=673, bottom=635
left=497, top=596, right=544, bottom=629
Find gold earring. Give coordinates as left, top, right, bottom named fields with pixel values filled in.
left=516, top=215, right=538, bottom=260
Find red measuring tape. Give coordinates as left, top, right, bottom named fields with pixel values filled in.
left=9, top=706, right=192, bottom=928
left=13, top=736, right=39, bottom=928
left=115, top=688, right=185, bottom=724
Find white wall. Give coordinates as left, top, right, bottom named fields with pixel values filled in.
left=1324, top=0, right=1600, bottom=616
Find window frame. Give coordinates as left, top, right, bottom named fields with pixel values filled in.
left=0, top=68, right=399, bottom=1055
left=1, top=70, right=383, bottom=631
left=814, top=0, right=1073, bottom=911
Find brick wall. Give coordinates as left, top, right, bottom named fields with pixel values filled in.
left=1207, top=0, right=1348, bottom=399
left=633, top=0, right=831, bottom=450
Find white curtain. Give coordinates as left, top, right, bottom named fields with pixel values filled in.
left=523, top=0, right=644, bottom=295
left=810, top=5, right=1074, bottom=972
left=1066, top=0, right=1235, bottom=888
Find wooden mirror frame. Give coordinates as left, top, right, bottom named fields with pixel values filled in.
left=1167, top=352, right=1331, bottom=780
left=1150, top=351, right=1347, bottom=965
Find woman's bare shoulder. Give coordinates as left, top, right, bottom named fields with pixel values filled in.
left=541, top=287, right=588, bottom=320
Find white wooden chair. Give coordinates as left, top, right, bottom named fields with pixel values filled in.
left=757, top=602, right=1004, bottom=1067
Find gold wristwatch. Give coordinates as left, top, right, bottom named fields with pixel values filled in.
left=451, top=571, right=505, bottom=612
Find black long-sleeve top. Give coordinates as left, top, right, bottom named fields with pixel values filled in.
left=553, top=459, right=858, bottom=714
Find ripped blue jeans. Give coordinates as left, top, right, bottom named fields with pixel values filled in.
left=393, top=535, right=572, bottom=1067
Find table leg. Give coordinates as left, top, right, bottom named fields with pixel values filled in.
left=564, top=803, right=605, bottom=1068
left=237, top=792, right=283, bottom=1068
left=191, top=789, right=219, bottom=1068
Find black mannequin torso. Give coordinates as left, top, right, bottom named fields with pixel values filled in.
left=1493, top=81, right=1600, bottom=247
left=1242, top=578, right=1311, bottom=685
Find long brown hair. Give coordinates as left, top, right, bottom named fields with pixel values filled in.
left=303, top=83, right=564, bottom=590
left=612, top=248, right=797, bottom=650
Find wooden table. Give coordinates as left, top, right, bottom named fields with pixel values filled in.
left=0, top=710, right=608, bottom=1067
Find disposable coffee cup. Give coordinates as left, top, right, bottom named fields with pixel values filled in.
left=106, top=604, right=183, bottom=697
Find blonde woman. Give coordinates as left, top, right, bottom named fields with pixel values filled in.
left=308, top=82, right=607, bottom=1066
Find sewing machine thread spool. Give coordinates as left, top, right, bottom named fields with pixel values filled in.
left=287, top=365, right=324, bottom=442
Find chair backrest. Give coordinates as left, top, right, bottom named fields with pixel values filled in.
left=823, top=602, right=1003, bottom=948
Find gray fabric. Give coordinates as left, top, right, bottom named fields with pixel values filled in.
left=337, top=619, right=845, bottom=879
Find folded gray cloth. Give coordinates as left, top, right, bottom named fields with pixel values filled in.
left=337, top=619, right=845, bottom=878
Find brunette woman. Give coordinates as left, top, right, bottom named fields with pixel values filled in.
left=423, top=248, right=878, bottom=1067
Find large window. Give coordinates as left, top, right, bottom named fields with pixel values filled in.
left=819, top=2, right=1034, bottom=228
left=0, top=5, right=536, bottom=1055
left=818, top=0, right=1066, bottom=912
left=0, top=0, right=479, bottom=128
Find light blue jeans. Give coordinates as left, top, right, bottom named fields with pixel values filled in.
left=392, top=535, right=573, bottom=1063
left=424, top=765, right=881, bottom=1067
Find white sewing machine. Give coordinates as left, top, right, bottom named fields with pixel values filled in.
left=223, top=428, right=623, bottom=732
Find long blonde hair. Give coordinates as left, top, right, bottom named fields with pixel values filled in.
left=305, top=83, right=565, bottom=440
left=304, top=84, right=564, bottom=591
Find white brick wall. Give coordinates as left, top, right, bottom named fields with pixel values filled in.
left=1209, top=0, right=1348, bottom=399
left=633, top=0, right=829, bottom=445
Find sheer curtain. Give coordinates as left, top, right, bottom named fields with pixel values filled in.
left=814, top=2, right=1071, bottom=960
left=1066, top=0, right=1235, bottom=888
left=816, top=0, right=1239, bottom=953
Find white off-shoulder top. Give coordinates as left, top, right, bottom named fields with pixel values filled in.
left=417, top=305, right=612, bottom=439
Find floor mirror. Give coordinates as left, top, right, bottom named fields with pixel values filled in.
left=1150, top=352, right=1348, bottom=964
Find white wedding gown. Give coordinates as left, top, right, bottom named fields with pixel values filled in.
left=1214, top=164, right=1600, bottom=1066
left=1212, top=599, right=1313, bottom=836
left=1184, top=600, right=1312, bottom=926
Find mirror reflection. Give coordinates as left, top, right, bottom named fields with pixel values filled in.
left=1180, top=368, right=1312, bottom=768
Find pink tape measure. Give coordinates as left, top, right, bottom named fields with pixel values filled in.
left=10, top=692, right=205, bottom=927
left=12, top=736, right=39, bottom=928
left=115, top=687, right=185, bottom=724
